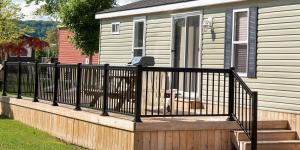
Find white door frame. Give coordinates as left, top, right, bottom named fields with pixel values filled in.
left=169, top=11, right=203, bottom=98
left=170, top=10, right=203, bottom=68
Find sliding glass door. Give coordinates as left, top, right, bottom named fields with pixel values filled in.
left=171, top=13, right=201, bottom=96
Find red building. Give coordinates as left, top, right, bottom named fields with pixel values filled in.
left=57, top=27, right=99, bottom=64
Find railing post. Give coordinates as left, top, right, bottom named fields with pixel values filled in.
left=33, top=62, right=39, bottom=102
left=74, top=63, right=82, bottom=111
left=227, top=67, right=235, bottom=121
left=52, top=62, right=59, bottom=106
left=133, top=65, right=142, bottom=122
left=101, top=64, right=109, bottom=116
left=17, top=61, right=22, bottom=99
left=2, top=61, right=7, bottom=96
left=251, top=91, right=258, bottom=150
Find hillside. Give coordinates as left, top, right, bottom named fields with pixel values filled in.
left=17, top=20, right=56, bottom=39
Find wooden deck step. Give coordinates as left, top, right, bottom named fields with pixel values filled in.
left=257, top=120, right=290, bottom=130
left=234, top=130, right=299, bottom=141
left=242, top=140, right=300, bottom=150
left=232, top=120, right=300, bottom=150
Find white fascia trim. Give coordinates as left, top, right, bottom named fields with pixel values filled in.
left=95, top=0, right=246, bottom=19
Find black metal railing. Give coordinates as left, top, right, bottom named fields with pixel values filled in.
left=2, top=61, right=257, bottom=150
left=232, top=70, right=257, bottom=150
left=140, top=67, right=231, bottom=117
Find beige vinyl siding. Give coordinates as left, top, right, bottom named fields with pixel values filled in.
left=201, top=0, right=300, bottom=113
left=146, top=13, right=172, bottom=67
left=242, top=2, right=300, bottom=113
left=100, top=17, right=133, bottom=65
left=99, top=0, right=300, bottom=113
left=202, top=12, right=225, bottom=68
left=100, top=14, right=172, bottom=66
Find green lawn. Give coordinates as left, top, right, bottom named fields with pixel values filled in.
left=0, top=115, right=82, bottom=150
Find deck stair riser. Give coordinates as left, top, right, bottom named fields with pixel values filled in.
left=232, top=120, right=300, bottom=150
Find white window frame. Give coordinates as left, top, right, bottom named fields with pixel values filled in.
left=111, top=22, right=120, bottom=34
left=132, top=16, right=146, bottom=57
left=231, top=8, right=249, bottom=77
left=20, top=47, right=32, bottom=57
left=9, top=45, right=32, bottom=58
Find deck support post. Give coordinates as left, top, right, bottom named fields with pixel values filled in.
left=227, top=67, right=235, bottom=121
left=74, top=63, right=82, bottom=111
left=33, top=62, right=39, bottom=102
left=52, top=62, right=59, bottom=106
left=101, top=64, right=109, bottom=116
left=2, top=61, right=7, bottom=96
left=133, top=65, right=142, bottom=122
left=17, top=61, right=22, bottom=99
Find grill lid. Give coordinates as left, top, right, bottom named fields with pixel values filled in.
left=128, top=56, right=155, bottom=66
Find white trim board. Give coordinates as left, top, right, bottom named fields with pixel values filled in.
left=95, top=0, right=246, bottom=19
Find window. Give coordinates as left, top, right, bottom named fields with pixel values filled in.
left=232, top=9, right=249, bottom=75
left=133, top=17, right=146, bottom=57
left=111, top=22, right=120, bottom=34
left=9, top=46, right=32, bottom=57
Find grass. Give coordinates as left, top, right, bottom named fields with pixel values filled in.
left=0, top=115, right=82, bottom=150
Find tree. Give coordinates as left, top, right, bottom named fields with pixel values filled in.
left=60, top=0, right=115, bottom=63
left=0, top=0, right=30, bottom=43
left=0, top=0, right=33, bottom=63
left=26, top=0, right=116, bottom=63
left=35, top=27, right=57, bottom=62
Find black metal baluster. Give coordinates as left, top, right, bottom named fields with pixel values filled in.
left=194, top=72, right=198, bottom=115
left=242, top=89, right=244, bottom=124
left=183, top=72, right=186, bottom=115
left=245, top=93, right=248, bottom=131
left=200, top=72, right=203, bottom=115
left=33, top=62, right=39, bottom=102
left=151, top=71, right=155, bottom=115
left=164, top=71, right=167, bottom=116
left=176, top=72, right=179, bottom=115
left=223, top=73, right=226, bottom=114
left=188, top=72, right=191, bottom=115
left=238, top=83, right=241, bottom=118
left=3, top=61, right=8, bottom=96
left=158, top=71, right=161, bottom=116
left=217, top=73, right=220, bottom=115
left=206, top=72, right=209, bottom=115
left=212, top=73, right=215, bottom=115
left=17, top=61, right=22, bottom=99
left=145, top=71, right=148, bottom=115
left=170, top=71, right=174, bottom=115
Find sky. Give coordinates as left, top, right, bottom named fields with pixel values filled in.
left=13, top=0, right=140, bottom=21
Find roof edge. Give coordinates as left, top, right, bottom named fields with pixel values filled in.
left=95, top=0, right=246, bottom=19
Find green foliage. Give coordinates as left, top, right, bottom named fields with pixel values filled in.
left=0, top=116, right=82, bottom=150
left=61, top=0, right=115, bottom=56
left=0, top=0, right=31, bottom=43
left=35, top=27, right=57, bottom=62
left=17, top=20, right=55, bottom=39
left=26, top=0, right=115, bottom=62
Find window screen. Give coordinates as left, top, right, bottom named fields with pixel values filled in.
left=133, top=19, right=145, bottom=57
left=233, top=11, right=248, bottom=74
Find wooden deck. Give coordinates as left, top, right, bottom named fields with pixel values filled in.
left=0, top=96, right=241, bottom=150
